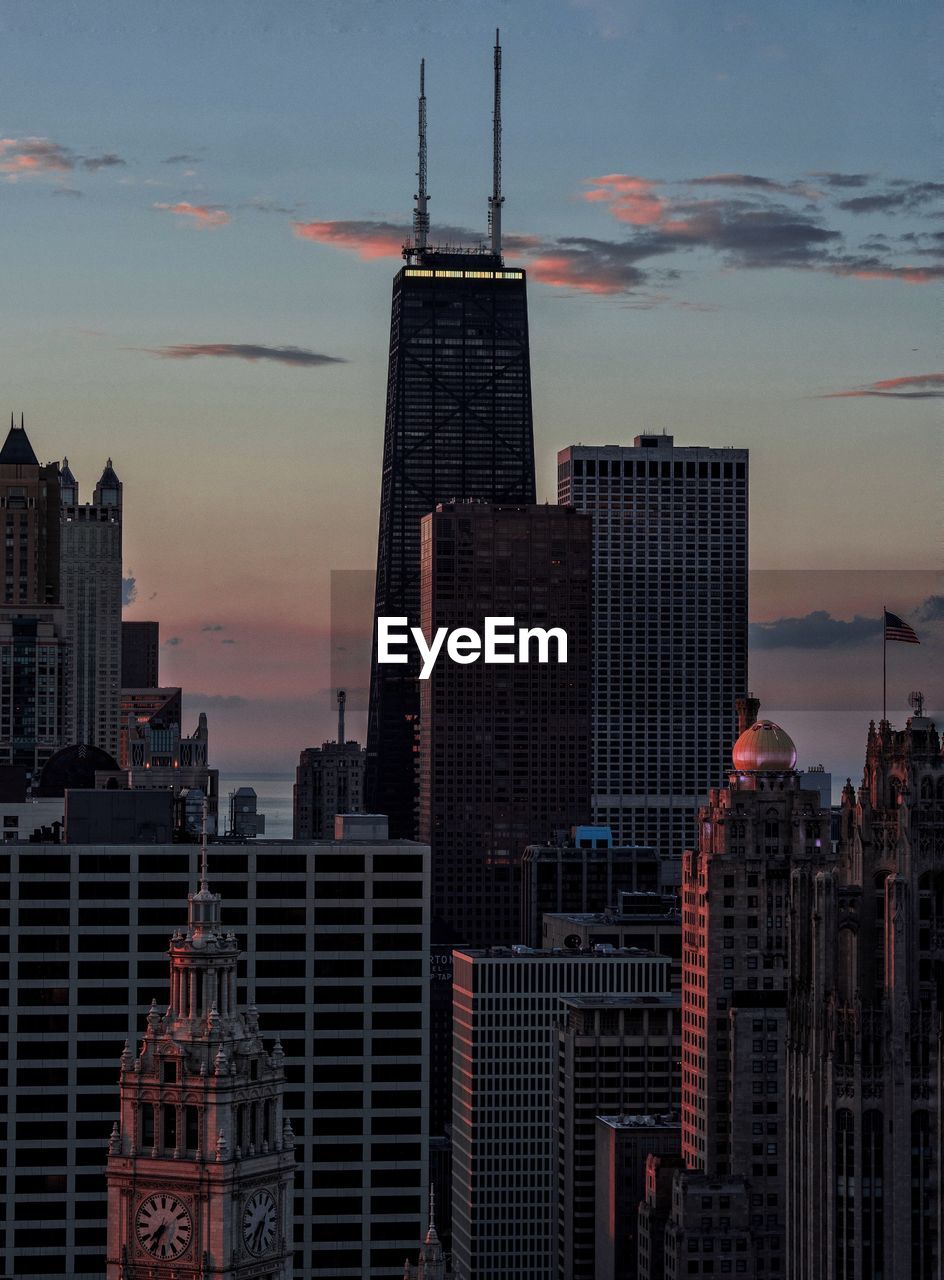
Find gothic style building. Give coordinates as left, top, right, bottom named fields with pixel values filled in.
left=105, top=860, right=295, bottom=1278
left=786, top=707, right=943, bottom=1280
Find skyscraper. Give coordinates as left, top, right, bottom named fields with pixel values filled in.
left=418, top=501, right=592, bottom=947
left=60, top=457, right=123, bottom=758
left=558, top=434, right=748, bottom=860
left=641, top=706, right=830, bottom=1277
left=786, top=707, right=943, bottom=1280
left=121, top=619, right=160, bottom=688
left=366, top=38, right=537, bottom=837
left=294, top=689, right=366, bottom=838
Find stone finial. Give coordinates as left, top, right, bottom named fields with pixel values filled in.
left=215, top=1129, right=228, bottom=1162
left=119, top=1040, right=134, bottom=1071
left=214, top=1044, right=228, bottom=1076
left=108, top=1121, right=121, bottom=1155
left=246, top=1002, right=260, bottom=1033
left=283, top=1118, right=295, bottom=1150
left=146, top=998, right=161, bottom=1034
left=207, top=1001, right=219, bottom=1032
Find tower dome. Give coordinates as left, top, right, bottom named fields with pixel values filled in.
left=732, top=720, right=797, bottom=772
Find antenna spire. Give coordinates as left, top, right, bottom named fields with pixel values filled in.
left=413, top=58, right=430, bottom=252
left=337, top=688, right=346, bottom=746
left=199, top=797, right=209, bottom=893
left=488, top=29, right=504, bottom=257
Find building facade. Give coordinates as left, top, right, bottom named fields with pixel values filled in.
left=294, top=692, right=366, bottom=839
left=557, top=435, right=748, bottom=861
left=451, top=947, right=671, bottom=1280
left=786, top=710, right=943, bottom=1280
left=105, top=866, right=296, bottom=1277
left=366, top=236, right=537, bottom=838
left=595, top=1117, right=681, bottom=1280
left=556, top=996, right=680, bottom=1280
left=60, top=457, right=122, bottom=758
left=0, top=832, right=429, bottom=1279
left=649, top=711, right=830, bottom=1277
left=418, top=501, right=592, bottom=948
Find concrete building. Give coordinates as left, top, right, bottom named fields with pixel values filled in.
left=119, top=687, right=183, bottom=768
left=418, top=501, right=592, bottom=949
left=105, top=706, right=220, bottom=832
left=0, top=826, right=429, bottom=1279
left=542, top=898, right=682, bottom=991
left=60, top=457, right=122, bottom=759
left=521, top=826, right=664, bottom=948
left=229, top=786, right=265, bottom=838
left=595, top=1116, right=681, bottom=1280
left=786, top=708, right=943, bottom=1280
left=294, top=691, right=366, bottom=839
left=556, top=996, right=680, bottom=1280
left=451, top=946, right=671, bottom=1280
left=0, top=417, right=61, bottom=609
left=558, top=435, right=748, bottom=861
left=635, top=1153, right=685, bottom=1280
left=403, top=1190, right=453, bottom=1280
left=647, top=704, right=830, bottom=1277
left=105, top=862, right=296, bottom=1277
left=121, top=620, right=160, bottom=689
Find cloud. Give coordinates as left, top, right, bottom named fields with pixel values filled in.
left=688, top=172, right=820, bottom=199
left=202, top=623, right=225, bottom=632
left=221, top=638, right=237, bottom=645
left=528, top=238, right=651, bottom=294
left=0, top=136, right=73, bottom=175
left=750, top=610, right=882, bottom=649
left=162, top=154, right=202, bottom=165
left=810, top=171, right=873, bottom=189
left=293, top=218, right=418, bottom=258
left=184, top=692, right=248, bottom=708
left=153, top=201, right=230, bottom=228
left=82, top=153, right=125, bottom=171
left=52, top=187, right=83, bottom=198
left=122, top=575, right=137, bottom=607
left=582, top=175, right=667, bottom=225
left=165, top=636, right=182, bottom=647
left=143, top=342, right=346, bottom=367
left=916, top=596, right=944, bottom=622
left=820, top=372, right=944, bottom=399
left=242, top=197, right=300, bottom=215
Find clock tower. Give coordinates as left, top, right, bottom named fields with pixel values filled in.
left=106, top=850, right=296, bottom=1278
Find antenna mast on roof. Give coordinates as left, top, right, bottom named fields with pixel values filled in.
left=413, top=59, right=430, bottom=251
left=488, top=30, right=504, bottom=257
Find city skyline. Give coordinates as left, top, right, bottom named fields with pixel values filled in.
left=2, top=1, right=939, bottom=774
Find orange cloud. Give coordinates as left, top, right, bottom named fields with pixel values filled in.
left=154, top=201, right=230, bottom=228
left=582, top=174, right=667, bottom=225
left=820, top=373, right=944, bottom=399
left=292, top=219, right=408, bottom=259
left=839, top=264, right=944, bottom=284
left=0, top=136, right=72, bottom=177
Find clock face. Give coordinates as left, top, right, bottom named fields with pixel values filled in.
left=135, top=1193, right=193, bottom=1259
left=243, top=1188, right=278, bottom=1255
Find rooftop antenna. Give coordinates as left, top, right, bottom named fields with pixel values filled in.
left=337, top=688, right=346, bottom=746
left=199, top=797, right=209, bottom=893
left=413, top=58, right=430, bottom=252
left=488, top=29, right=504, bottom=257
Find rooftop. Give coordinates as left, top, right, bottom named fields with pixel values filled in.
left=598, top=1112, right=682, bottom=1130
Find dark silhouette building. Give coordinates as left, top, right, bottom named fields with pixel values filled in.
left=121, top=619, right=159, bottom=688
left=418, top=501, right=592, bottom=947
left=366, top=42, right=536, bottom=838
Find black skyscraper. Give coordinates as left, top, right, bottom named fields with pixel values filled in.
left=366, top=40, right=536, bottom=836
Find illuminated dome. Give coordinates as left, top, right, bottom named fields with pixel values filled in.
left=732, top=720, right=797, bottom=772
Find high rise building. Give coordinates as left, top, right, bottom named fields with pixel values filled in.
left=556, top=995, right=680, bottom=1280
left=60, top=457, right=122, bottom=758
left=294, top=690, right=366, bottom=838
left=105, top=862, right=296, bottom=1277
left=451, top=946, right=671, bottom=1280
left=595, top=1117, right=682, bottom=1280
left=403, top=1191, right=453, bottom=1280
left=121, top=620, right=160, bottom=688
left=0, top=827, right=429, bottom=1280
left=366, top=39, right=537, bottom=838
left=557, top=434, right=748, bottom=860
left=119, top=686, right=183, bottom=767
left=0, top=418, right=68, bottom=775
left=644, top=707, right=830, bottom=1277
left=786, top=706, right=943, bottom=1280
left=418, top=501, right=592, bottom=947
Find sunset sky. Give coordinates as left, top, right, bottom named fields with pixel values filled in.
left=1, top=0, right=939, bottom=784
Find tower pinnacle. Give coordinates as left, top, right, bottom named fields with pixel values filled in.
left=488, top=29, right=504, bottom=257
left=413, top=58, right=430, bottom=251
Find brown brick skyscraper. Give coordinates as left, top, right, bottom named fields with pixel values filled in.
left=418, top=501, right=591, bottom=948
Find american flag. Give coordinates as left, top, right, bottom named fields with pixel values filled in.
left=884, top=609, right=920, bottom=644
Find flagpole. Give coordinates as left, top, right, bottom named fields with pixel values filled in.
left=874, top=604, right=880, bottom=727
left=882, top=604, right=886, bottom=724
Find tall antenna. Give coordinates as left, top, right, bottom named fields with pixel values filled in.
left=413, top=58, right=430, bottom=251
left=199, top=797, right=209, bottom=892
left=337, top=688, right=347, bottom=746
left=488, top=29, right=504, bottom=257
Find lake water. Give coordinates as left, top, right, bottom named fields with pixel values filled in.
left=219, top=772, right=295, bottom=840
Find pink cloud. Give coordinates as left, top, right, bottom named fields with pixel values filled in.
left=835, top=264, right=944, bottom=284
left=154, top=201, right=230, bottom=228
left=0, top=136, right=72, bottom=177
left=582, top=174, right=667, bottom=225
left=528, top=253, right=635, bottom=295
left=820, top=372, right=944, bottom=399
left=292, top=219, right=407, bottom=259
